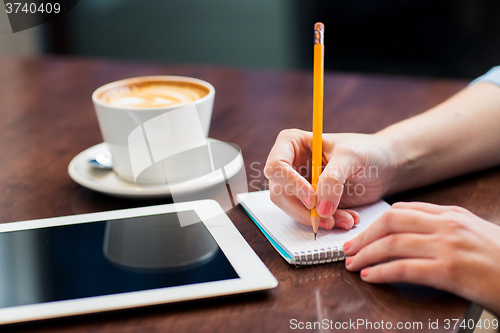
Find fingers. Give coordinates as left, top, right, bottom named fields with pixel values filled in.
left=315, top=149, right=359, bottom=218
left=392, top=201, right=449, bottom=214
left=358, top=259, right=441, bottom=286
left=265, top=129, right=316, bottom=209
left=341, top=202, right=484, bottom=292
left=318, top=217, right=335, bottom=230
left=333, top=209, right=360, bottom=230
left=270, top=182, right=312, bottom=226
left=345, top=210, right=361, bottom=225
left=345, top=208, right=437, bottom=256
left=319, top=210, right=360, bottom=230
left=270, top=182, right=358, bottom=230
left=346, top=233, right=436, bottom=271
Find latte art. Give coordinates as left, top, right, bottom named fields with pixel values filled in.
left=100, top=81, right=209, bottom=108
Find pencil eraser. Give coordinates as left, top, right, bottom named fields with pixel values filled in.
left=315, top=22, right=324, bottom=30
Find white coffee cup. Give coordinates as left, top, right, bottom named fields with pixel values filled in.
left=92, top=76, right=215, bottom=184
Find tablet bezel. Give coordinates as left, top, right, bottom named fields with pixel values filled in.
left=0, top=200, right=278, bottom=325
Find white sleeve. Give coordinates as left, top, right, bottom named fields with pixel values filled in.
left=470, top=66, right=500, bottom=87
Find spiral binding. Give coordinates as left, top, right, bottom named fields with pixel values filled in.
left=293, top=246, right=346, bottom=266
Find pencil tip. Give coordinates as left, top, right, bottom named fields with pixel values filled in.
left=314, top=233, right=317, bottom=241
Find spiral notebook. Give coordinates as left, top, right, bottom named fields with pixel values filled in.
left=238, top=191, right=390, bottom=266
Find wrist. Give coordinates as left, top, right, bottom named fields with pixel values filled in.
left=373, top=128, right=426, bottom=195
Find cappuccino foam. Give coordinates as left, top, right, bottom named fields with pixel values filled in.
left=99, top=81, right=209, bottom=108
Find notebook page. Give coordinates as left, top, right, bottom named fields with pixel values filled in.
left=241, top=191, right=390, bottom=256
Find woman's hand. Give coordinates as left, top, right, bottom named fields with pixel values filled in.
left=264, top=129, right=400, bottom=230
left=344, top=202, right=500, bottom=315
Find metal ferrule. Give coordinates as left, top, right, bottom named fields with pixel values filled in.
left=314, top=29, right=324, bottom=45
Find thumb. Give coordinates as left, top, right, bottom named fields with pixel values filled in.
left=315, top=151, right=360, bottom=218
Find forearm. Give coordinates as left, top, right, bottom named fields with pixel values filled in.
left=376, top=82, right=500, bottom=194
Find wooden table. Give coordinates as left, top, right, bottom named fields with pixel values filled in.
left=0, top=56, right=492, bottom=332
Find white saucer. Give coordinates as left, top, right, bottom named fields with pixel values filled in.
left=68, top=139, right=244, bottom=199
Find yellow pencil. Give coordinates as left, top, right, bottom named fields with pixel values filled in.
left=311, top=22, right=324, bottom=240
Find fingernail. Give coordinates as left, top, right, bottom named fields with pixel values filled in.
left=302, top=196, right=312, bottom=208
left=343, top=240, right=352, bottom=252
left=345, top=256, right=353, bottom=266
left=317, top=200, right=334, bottom=216
left=361, top=268, right=370, bottom=279
left=337, top=222, right=348, bottom=229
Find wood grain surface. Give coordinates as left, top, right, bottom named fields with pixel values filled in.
left=0, top=55, right=492, bottom=332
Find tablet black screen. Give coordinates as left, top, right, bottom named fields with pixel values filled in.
left=0, top=211, right=239, bottom=308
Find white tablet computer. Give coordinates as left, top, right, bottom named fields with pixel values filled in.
left=0, top=200, right=277, bottom=325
